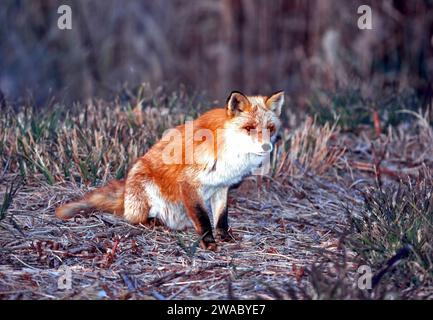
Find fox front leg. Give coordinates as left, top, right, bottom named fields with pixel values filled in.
left=180, top=182, right=217, bottom=251
left=210, top=187, right=233, bottom=242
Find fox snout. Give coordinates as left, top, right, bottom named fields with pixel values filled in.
left=261, top=143, right=273, bottom=153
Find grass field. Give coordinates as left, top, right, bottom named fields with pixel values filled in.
left=0, top=86, right=432, bottom=299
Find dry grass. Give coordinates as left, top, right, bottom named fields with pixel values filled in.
left=274, top=116, right=345, bottom=177
left=0, top=85, right=206, bottom=185
left=0, top=175, right=352, bottom=300
left=348, top=173, right=433, bottom=298
left=1, top=88, right=432, bottom=300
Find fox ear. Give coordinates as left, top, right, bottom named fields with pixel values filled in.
left=226, top=91, right=250, bottom=117
left=266, top=91, right=285, bottom=116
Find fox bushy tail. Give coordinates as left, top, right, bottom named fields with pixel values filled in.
left=56, top=180, right=125, bottom=219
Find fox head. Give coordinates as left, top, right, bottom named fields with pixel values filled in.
left=224, top=91, right=285, bottom=156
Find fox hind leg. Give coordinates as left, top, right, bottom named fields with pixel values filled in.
left=123, top=182, right=150, bottom=224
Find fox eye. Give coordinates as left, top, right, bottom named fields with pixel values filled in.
left=267, top=124, right=276, bottom=134
left=244, top=125, right=256, bottom=133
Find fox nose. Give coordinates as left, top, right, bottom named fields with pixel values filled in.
left=262, top=143, right=273, bottom=153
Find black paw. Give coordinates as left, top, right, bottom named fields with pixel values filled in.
left=200, top=233, right=218, bottom=251
left=216, top=228, right=236, bottom=242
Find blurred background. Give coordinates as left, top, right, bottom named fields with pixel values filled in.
left=0, top=0, right=432, bottom=106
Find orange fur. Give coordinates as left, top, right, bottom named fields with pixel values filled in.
left=56, top=180, right=125, bottom=219
left=55, top=109, right=230, bottom=220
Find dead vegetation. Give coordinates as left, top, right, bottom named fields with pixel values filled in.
left=0, top=87, right=432, bottom=300
left=275, top=116, right=345, bottom=177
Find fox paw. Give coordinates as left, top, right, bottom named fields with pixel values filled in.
left=201, top=241, right=218, bottom=251
left=200, top=233, right=218, bottom=251
left=216, top=228, right=236, bottom=242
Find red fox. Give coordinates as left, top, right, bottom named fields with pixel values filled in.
left=56, top=91, right=285, bottom=250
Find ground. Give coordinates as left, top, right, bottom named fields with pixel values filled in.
left=0, top=172, right=355, bottom=299
left=0, top=91, right=432, bottom=299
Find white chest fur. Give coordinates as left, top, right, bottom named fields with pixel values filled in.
left=198, top=146, right=264, bottom=202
